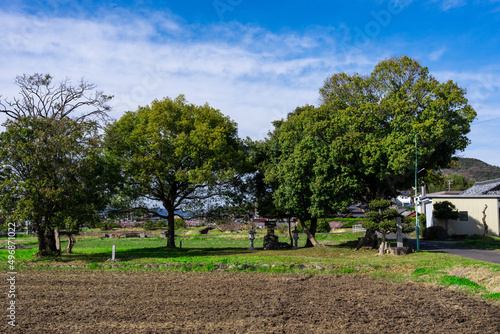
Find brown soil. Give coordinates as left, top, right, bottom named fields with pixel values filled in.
left=2, top=270, right=500, bottom=333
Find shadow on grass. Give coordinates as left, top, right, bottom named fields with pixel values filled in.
left=455, top=235, right=500, bottom=251
left=33, top=246, right=290, bottom=264
left=334, top=240, right=360, bottom=249
left=26, top=234, right=365, bottom=264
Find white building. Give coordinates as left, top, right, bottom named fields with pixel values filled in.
left=421, top=179, right=500, bottom=236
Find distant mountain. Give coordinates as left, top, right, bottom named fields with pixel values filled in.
left=443, top=158, right=500, bottom=182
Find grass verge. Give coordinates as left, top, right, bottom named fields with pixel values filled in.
left=455, top=234, right=500, bottom=251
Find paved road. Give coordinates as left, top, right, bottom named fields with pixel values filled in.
left=409, top=239, right=500, bottom=264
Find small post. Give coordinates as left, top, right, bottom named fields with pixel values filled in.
left=396, top=217, right=403, bottom=248
left=112, top=245, right=116, bottom=261
left=179, top=240, right=182, bottom=249
left=248, top=228, right=255, bottom=250
left=293, top=229, right=299, bottom=249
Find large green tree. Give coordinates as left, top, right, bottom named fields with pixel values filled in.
left=0, top=74, right=115, bottom=254
left=320, top=56, right=476, bottom=199
left=267, top=56, right=476, bottom=248
left=0, top=117, right=117, bottom=253
left=105, top=95, right=244, bottom=248
left=265, top=105, right=361, bottom=247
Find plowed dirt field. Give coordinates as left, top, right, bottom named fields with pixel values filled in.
left=2, top=270, right=500, bottom=333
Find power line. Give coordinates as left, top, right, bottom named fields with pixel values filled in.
left=472, top=116, right=500, bottom=125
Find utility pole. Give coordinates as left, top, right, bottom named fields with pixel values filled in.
left=415, top=134, right=419, bottom=252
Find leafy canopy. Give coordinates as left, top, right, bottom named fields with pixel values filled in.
left=0, top=116, right=117, bottom=251
left=264, top=56, right=475, bottom=248
left=105, top=95, right=244, bottom=248
left=0, top=73, right=116, bottom=254
left=319, top=55, right=476, bottom=199
left=433, top=201, right=460, bottom=221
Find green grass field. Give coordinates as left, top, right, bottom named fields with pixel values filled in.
left=1, top=229, right=500, bottom=300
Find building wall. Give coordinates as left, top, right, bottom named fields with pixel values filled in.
left=424, top=201, right=433, bottom=227
left=432, top=198, right=500, bottom=236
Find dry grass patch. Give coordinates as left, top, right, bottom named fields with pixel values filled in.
left=447, top=267, right=500, bottom=293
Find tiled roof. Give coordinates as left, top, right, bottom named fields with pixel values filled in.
left=427, top=191, right=462, bottom=196
left=460, top=178, right=500, bottom=196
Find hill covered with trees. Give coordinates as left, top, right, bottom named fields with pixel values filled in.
left=444, top=158, right=500, bottom=182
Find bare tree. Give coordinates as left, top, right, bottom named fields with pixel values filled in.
left=0, top=74, right=115, bottom=255
left=482, top=204, right=488, bottom=236
left=0, top=73, right=113, bottom=123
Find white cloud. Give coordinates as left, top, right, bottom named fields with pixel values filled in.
left=428, top=47, right=447, bottom=61
left=438, top=0, right=467, bottom=10
left=0, top=9, right=378, bottom=140
left=434, top=69, right=500, bottom=104
left=432, top=68, right=500, bottom=166
left=0, top=6, right=498, bottom=167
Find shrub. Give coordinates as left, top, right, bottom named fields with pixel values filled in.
left=99, top=221, right=120, bottom=230
left=316, top=219, right=331, bottom=233
left=340, top=221, right=356, bottom=228
left=423, top=226, right=448, bottom=240
left=157, top=220, right=168, bottom=228
left=275, top=224, right=288, bottom=234
left=143, top=221, right=156, bottom=230
left=174, top=218, right=185, bottom=229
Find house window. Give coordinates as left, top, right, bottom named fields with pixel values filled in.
left=459, top=211, right=468, bottom=221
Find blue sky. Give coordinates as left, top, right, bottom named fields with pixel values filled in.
left=1, top=0, right=500, bottom=166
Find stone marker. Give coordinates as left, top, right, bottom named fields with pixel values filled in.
left=263, top=224, right=279, bottom=250
left=396, top=217, right=403, bottom=248
left=248, top=229, right=255, bottom=250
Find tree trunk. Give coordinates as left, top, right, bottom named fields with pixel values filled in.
left=167, top=213, right=176, bottom=249
left=288, top=217, right=293, bottom=247
left=300, top=218, right=319, bottom=248
left=378, top=232, right=387, bottom=255
left=54, top=228, right=61, bottom=252
left=39, top=225, right=60, bottom=254
left=36, top=217, right=47, bottom=252
left=356, top=229, right=378, bottom=250
left=37, top=226, right=46, bottom=253
left=64, top=234, right=76, bottom=254
left=162, top=199, right=177, bottom=249
left=44, top=227, right=59, bottom=253
left=35, top=216, right=59, bottom=255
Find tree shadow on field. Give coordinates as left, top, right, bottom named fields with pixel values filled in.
left=329, top=240, right=359, bottom=249
left=49, top=246, right=268, bottom=264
